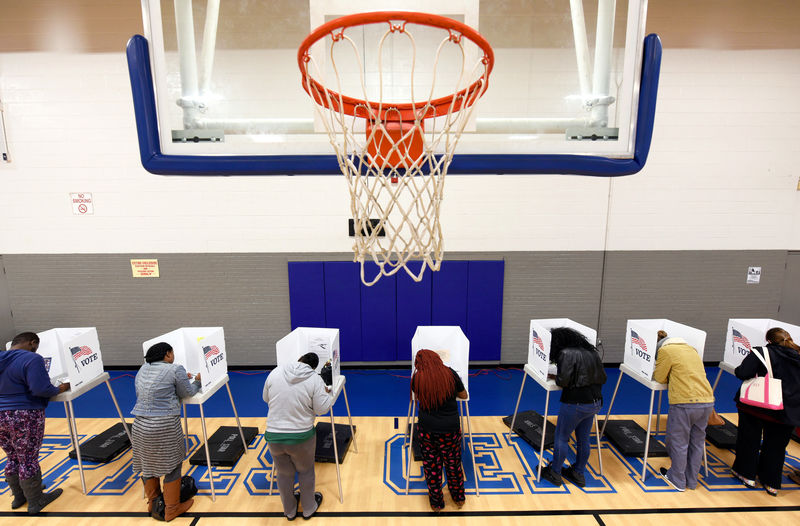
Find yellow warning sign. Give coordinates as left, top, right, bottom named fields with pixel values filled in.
left=131, top=259, right=160, bottom=278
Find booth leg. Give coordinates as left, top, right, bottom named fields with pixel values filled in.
left=404, top=398, right=413, bottom=447
left=182, top=404, right=189, bottom=457
left=656, top=391, right=663, bottom=436
left=711, top=368, right=724, bottom=393
left=267, top=444, right=275, bottom=496
left=225, top=381, right=248, bottom=454
left=405, top=402, right=416, bottom=495
left=464, top=401, right=479, bottom=497
left=594, top=415, right=604, bottom=476
left=641, top=390, right=656, bottom=483
left=198, top=404, right=216, bottom=502
left=329, top=411, right=343, bottom=503
left=508, top=374, right=527, bottom=445
left=342, top=385, right=358, bottom=453
left=65, top=401, right=87, bottom=494
left=703, top=442, right=709, bottom=478
left=600, top=370, right=624, bottom=437
left=105, top=380, right=132, bottom=443
left=537, top=392, right=551, bottom=482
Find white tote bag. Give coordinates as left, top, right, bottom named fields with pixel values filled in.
left=739, top=346, right=784, bottom=410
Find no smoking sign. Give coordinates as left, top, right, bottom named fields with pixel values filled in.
left=70, top=192, right=94, bottom=215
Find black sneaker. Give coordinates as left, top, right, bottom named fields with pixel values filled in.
left=659, top=467, right=685, bottom=492
left=562, top=466, right=586, bottom=488
left=303, top=492, right=323, bottom=520
left=286, top=492, right=300, bottom=521
left=539, top=465, right=563, bottom=487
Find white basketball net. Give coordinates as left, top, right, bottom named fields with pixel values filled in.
left=301, top=16, right=491, bottom=286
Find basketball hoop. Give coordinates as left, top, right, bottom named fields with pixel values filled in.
left=298, top=11, right=494, bottom=286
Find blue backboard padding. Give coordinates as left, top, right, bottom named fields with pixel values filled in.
left=322, top=262, right=363, bottom=360
left=431, top=261, right=470, bottom=329
left=466, top=261, right=504, bottom=360
left=396, top=262, right=433, bottom=361
left=126, top=34, right=661, bottom=176
left=360, top=263, right=397, bottom=361
left=287, top=262, right=326, bottom=329
left=288, top=260, right=503, bottom=362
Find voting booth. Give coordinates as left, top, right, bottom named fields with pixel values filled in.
left=270, top=327, right=356, bottom=504
left=142, top=327, right=250, bottom=502
left=505, top=319, right=604, bottom=481
left=600, top=319, right=707, bottom=482
left=707, top=319, right=800, bottom=448
left=404, top=326, right=479, bottom=496
left=714, top=319, right=800, bottom=390
left=11, top=328, right=132, bottom=494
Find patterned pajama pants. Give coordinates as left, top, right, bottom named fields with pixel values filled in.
left=418, top=428, right=465, bottom=509
left=0, top=409, right=46, bottom=480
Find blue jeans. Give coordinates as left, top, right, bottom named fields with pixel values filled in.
left=550, top=400, right=601, bottom=476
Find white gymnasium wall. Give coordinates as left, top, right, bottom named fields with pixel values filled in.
left=1, top=4, right=799, bottom=255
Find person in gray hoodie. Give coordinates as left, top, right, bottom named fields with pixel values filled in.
left=263, top=352, right=333, bottom=520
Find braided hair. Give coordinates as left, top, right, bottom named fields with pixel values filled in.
left=411, top=349, right=456, bottom=411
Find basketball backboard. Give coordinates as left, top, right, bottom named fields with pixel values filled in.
left=129, top=0, right=660, bottom=175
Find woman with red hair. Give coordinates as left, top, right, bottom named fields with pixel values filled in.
left=411, top=349, right=468, bottom=512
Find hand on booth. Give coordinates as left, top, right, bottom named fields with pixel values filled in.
left=58, top=382, right=71, bottom=393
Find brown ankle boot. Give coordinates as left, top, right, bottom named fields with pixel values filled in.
left=163, top=478, right=193, bottom=522
left=143, top=478, right=162, bottom=514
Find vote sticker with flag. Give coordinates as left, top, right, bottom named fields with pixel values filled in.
left=203, top=345, right=220, bottom=359
left=630, top=329, right=648, bottom=354
left=732, top=328, right=752, bottom=355
left=70, top=345, right=94, bottom=361
left=531, top=329, right=544, bottom=353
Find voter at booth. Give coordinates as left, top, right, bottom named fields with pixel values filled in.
left=539, top=327, right=606, bottom=488
left=731, top=328, right=800, bottom=497
left=0, top=331, right=70, bottom=514
left=410, top=349, right=469, bottom=512
left=263, top=352, right=333, bottom=521
left=653, top=332, right=714, bottom=492
left=132, top=342, right=201, bottom=521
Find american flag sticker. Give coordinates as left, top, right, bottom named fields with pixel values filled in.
left=70, top=345, right=93, bottom=361
left=203, top=345, right=220, bottom=359
left=531, top=329, right=544, bottom=352
left=43, top=357, right=52, bottom=373
left=630, top=330, right=648, bottom=353
left=732, top=328, right=752, bottom=352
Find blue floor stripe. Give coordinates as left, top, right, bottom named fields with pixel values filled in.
left=44, top=367, right=743, bottom=419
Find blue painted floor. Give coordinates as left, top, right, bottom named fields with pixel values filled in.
left=45, top=366, right=742, bottom=420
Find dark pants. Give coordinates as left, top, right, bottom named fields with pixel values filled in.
left=419, top=428, right=464, bottom=509
left=732, top=409, right=794, bottom=488
left=270, top=435, right=317, bottom=519
left=551, top=400, right=601, bottom=477
left=0, top=409, right=46, bottom=480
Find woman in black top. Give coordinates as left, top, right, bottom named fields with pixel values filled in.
left=731, top=327, right=800, bottom=496
left=411, top=349, right=468, bottom=512
left=539, top=327, right=607, bottom=488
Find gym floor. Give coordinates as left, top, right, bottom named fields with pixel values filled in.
left=2, top=366, right=799, bottom=525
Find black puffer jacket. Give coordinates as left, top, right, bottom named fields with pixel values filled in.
left=554, top=346, right=607, bottom=404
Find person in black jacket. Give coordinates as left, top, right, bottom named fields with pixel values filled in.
left=731, top=327, right=800, bottom=496
left=539, top=327, right=607, bottom=487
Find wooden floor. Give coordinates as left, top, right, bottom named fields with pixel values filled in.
left=2, top=414, right=799, bottom=525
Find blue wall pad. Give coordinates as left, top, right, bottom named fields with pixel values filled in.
left=288, top=260, right=505, bottom=361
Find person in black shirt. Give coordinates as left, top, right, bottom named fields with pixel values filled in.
left=411, top=349, right=468, bottom=512
left=539, top=327, right=607, bottom=488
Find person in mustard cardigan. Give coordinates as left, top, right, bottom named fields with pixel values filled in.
left=652, top=331, right=714, bottom=491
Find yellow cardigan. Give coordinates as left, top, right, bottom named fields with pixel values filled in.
left=653, top=339, right=714, bottom=405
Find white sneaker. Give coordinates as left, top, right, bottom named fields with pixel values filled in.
left=659, top=467, right=685, bottom=492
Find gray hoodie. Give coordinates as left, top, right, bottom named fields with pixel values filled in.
left=262, top=362, right=333, bottom=434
